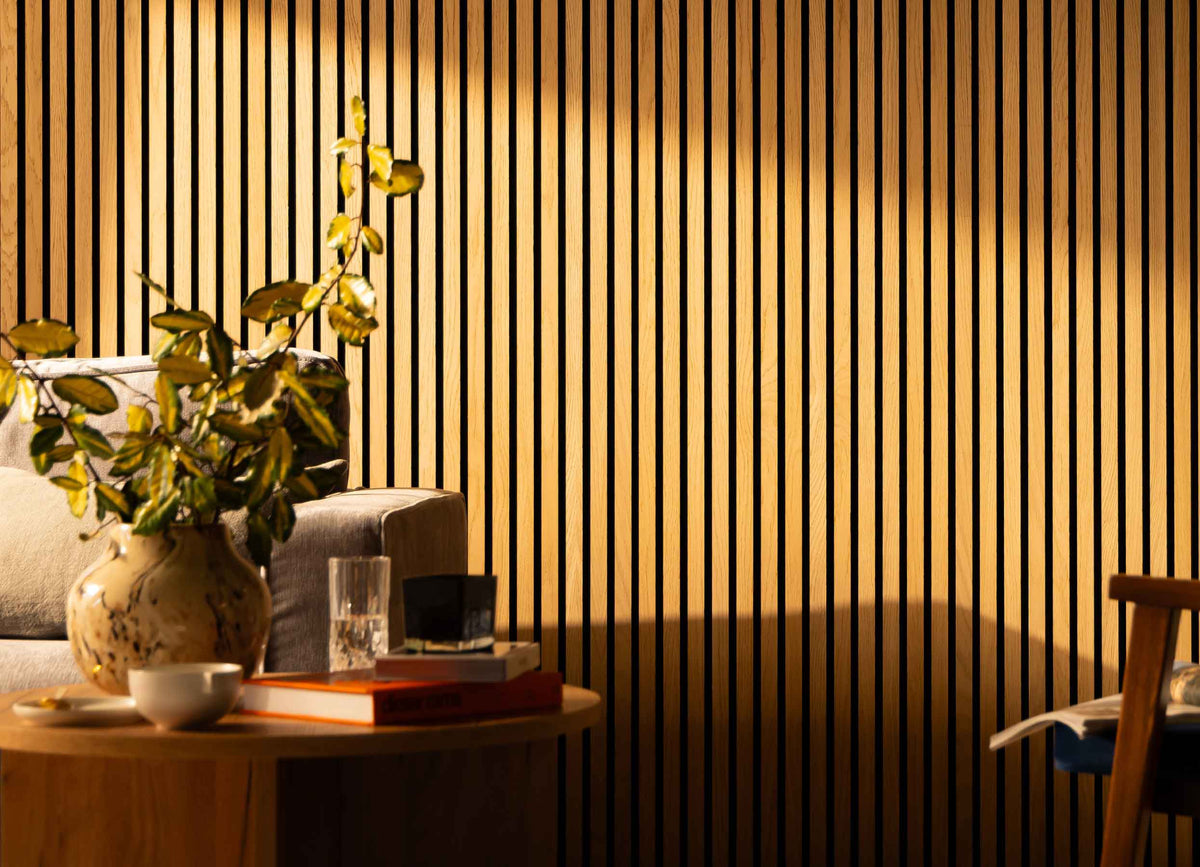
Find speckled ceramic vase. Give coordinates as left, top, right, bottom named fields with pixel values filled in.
left=66, top=523, right=271, bottom=695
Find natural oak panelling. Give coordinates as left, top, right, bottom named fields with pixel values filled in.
left=0, top=0, right=1195, bottom=864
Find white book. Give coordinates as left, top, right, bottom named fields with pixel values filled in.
left=374, top=641, right=541, bottom=683
left=989, top=693, right=1200, bottom=752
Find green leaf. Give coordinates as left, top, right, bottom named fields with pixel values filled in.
left=156, top=373, right=181, bottom=434
left=299, top=370, right=350, bottom=391
left=244, top=452, right=274, bottom=509
left=30, top=425, right=61, bottom=456
left=208, top=412, right=264, bottom=442
left=339, top=158, right=356, bottom=198
left=246, top=511, right=273, bottom=568
left=326, top=303, right=379, bottom=346
left=95, top=483, right=130, bottom=518
left=135, top=272, right=178, bottom=308
left=213, top=479, right=244, bottom=509
left=241, top=281, right=310, bottom=323
left=50, top=475, right=84, bottom=492
left=283, top=472, right=320, bottom=501
left=206, top=328, right=235, bottom=381
left=33, top=414, right=62, bottom=429
left=292, top=398, right=341, bottom=447
left=72, top=424, right=115, bottom=460
left=368, top=159, right=424, bottom=198
left=150, top=309, right=214, bottom=333
left=350, top=95, right=366, bottom=136
left=17, top=377, right=38, bottom=423
left=338, top=273, right=376, bottom=316
left=325, top=213, right=353, bottom=250
left=66, top=460, right=88, bottom=518
left=8, top=319, right=79, bottom=357
left=51, top=376, right=119, bottom=414
left=127, top=404, right=152, bottom=434
left=112, top=441, right=150, bottom=476
left=131, top=488, right=181, bottom=536
left=255, top=323, right=293, bottom=360
left=186, top=475, right=217, bottom=516
left=270, top=497, right=296, bottom=542
left=158, top=355, right=213, bottom=385
left=329, top=136, right=357, bottom=155
left=268, top=426, right=293, bottom=482
left=244, top=366, right=278, bottom=411
left=176, top=333, right=203, bottom=357
left=45, top=444, right=76, bottom=462
left=361, top=225, right=383, bottom=255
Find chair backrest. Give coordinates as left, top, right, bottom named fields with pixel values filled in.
left=0, top=350, right=350, bottom=484
left=1102, top=575, right=1200, bottom=867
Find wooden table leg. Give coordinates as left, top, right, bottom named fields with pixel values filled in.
left=275, top=740, right=558, bottom=867
left=1, top=752, right=276, bottom=866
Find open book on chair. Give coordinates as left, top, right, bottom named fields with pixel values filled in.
left=990, top=664, right=1200, bottom=752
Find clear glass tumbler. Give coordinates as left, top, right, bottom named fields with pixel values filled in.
left=328, top=556, right=391, bottom=672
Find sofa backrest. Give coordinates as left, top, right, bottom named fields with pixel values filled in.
left=0, top=350, right=350, bottom=485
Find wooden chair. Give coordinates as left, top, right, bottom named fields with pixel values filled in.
left=1101, top=574, right=1200, bottom=867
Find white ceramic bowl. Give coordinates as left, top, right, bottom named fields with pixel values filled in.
left=127, top=663, right=244, bottom=731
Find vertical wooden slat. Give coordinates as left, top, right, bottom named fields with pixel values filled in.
left=123, top=0, right=142, bottom=351
left=830, top=0, right=853, bottom=862
left=147, top=0, right=167, bottom=326
left=245, top=1, right=266, bottom=351
left=687, top=0, right=711, bottom=861
left=367, top=0, right=388, bottom=488
left=172, top=0, right=192, bottom=312
left=73, top=0, right=92, bottom=352
left=391, top=0, right=413, bottom=487
left=47, top=0, right=66, bottom=324
left=342, top=0, right=363, bottom=489
left=927, top=0, right=950, bottom=859
left=98, top=0, right=117, bottom=356
left=489, top=0, right=508, bottom=638
left=441, top=0, right=460, bottom=496
left=952, top=0, right=976, bottom=860
left=756, top=0, right=780, bottom=862
left=197, top=0, right=217, bottom=318
left=220, top=0, right=241, bottom=341
left=465, top=0, right=487, bottom=576
left=585, top=0, right=609, bottom=859
left=806, top=0, right=827, bottom=862
left=416, top=0, right=438, bottom=487
left=0, top=0, right=17, bottom=342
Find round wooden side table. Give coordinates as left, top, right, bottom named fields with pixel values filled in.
left=0, top=682, right=601, bottom=866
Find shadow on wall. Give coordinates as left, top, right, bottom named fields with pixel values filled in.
left=542, top=599, right=1130, bottom=865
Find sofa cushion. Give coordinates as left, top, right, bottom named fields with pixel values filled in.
left=0, top=467, right=109, bottom=639
left=0, top=639, right=81, bottom=691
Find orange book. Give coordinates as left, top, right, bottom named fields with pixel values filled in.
left=240, top=669, right=563, bottom=726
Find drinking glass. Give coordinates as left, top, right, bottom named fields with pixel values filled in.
left=328, top=556, right=391, bottom=671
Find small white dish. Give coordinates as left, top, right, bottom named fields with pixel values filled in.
left=128, top=662, right=243, bottom=731
left=13, top=695, right=141, bottom=727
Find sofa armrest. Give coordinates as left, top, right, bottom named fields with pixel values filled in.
left=264, top=487, right=466, bottom=673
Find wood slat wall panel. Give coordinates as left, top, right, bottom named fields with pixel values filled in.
left=2, top=1, right=1195, bottom=863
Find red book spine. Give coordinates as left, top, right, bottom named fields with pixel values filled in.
left=371, top=671, right=563, bottom=723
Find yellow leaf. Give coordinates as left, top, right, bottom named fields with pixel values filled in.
left=255, top=324, right=294, bottom=359
left=326, top=303, right=378, bottom=346
left=329, top=136, right=357, bottom=155
left=17, top=377, right=37, bottom=423
left=365, top=144, right=392, bottom=179
left=361, top=226, right=383, bottom=255
left=0, top=368, right=16, bottom=408
left=368, top=159, right=424, bottom=198
left=52, top=376, right=119, bottom=414
left=339, top=158, right=356, bottom=198
left=350, top=95, right=366, bottom=136
left=127, top=404, right=152, bottom=434
left=338, top=273, right=376, bottom=316
left=156, top=373, right=181, bottom=434
left=158, top=355, right=213, bottom=385
left=66, top=459, right=88, bottom=518
left=325, top=214, right=353, bottom=250
left=8, top=319, right=79, bottom=357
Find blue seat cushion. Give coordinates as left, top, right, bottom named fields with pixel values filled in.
left=1053, top=722, right=1200, bottom=779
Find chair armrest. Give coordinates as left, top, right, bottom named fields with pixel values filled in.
left=264, top=487, right=466, bottom=673
left=1109, top=574, right=1200, bottom=610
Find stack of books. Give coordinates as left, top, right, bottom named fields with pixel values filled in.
left=240, top=642, right=556, bottom=726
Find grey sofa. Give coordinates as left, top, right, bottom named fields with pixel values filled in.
left=0, top=351, right=466, bottom=691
